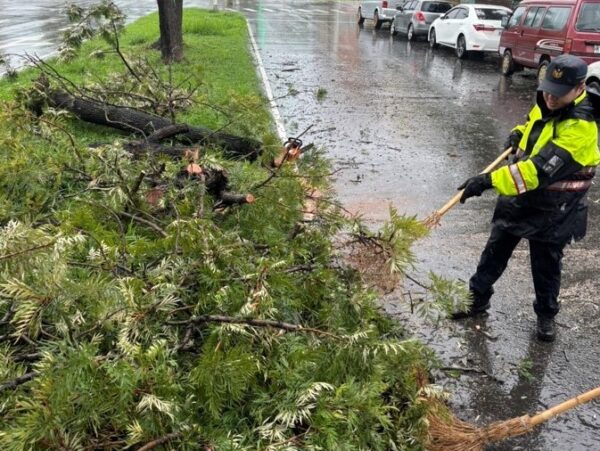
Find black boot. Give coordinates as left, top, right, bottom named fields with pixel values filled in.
left=450, top=301, right=490, bottom=320
left=450, top=288, right=492, bottom=320
left=536, top=316, right=556, bottom=342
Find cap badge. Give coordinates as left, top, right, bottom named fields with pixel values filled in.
left=552, top=68, right=564, bottom=80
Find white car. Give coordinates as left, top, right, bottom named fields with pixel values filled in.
left=428, top=4, right=512, bottom=59
left=358, top=0, right=406, bottom=29
left=587, top=61, right=600, bottom=92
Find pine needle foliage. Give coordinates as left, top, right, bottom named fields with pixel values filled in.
left=0, top=8, right=467, bottom=451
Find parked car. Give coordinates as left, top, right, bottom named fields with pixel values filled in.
left=587, top=61, right=600, bottom=91
left=428, top=4, right=512, bottom=59
left=499, top=0, right=600, bottom=81
left=391, top=0, right=453, bottom=41
left=358, top=0, right=406, bottom=29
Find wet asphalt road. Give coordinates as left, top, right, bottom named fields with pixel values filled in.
left=243, top=2, right=600, bottom=449
left=2, top=1, right=600, bottom=449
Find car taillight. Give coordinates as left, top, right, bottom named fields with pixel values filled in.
left=473, top=24, right=496, bottom=32
left=382, top=0, right=388, bottom=8
left=564, top=38, right=573, bottom=53
left=415, top=11, right=425, bottom=22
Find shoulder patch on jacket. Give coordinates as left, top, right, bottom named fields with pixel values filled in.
left=542, top=154, right=565, bottom=177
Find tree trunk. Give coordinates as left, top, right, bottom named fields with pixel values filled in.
left=42, top=89, right=261, bottom=160
left=157, top=0, right=184, bottom=63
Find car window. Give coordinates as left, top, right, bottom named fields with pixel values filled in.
left=474, top=8, right=510, bottom=21
left=456, top=8, right=469, bottom=19
left=541, top=7, right=571, bottom=30
left=524, top=7, right=542, bottom=27
left=403, top=1, right=415, bottom=10
left=507, top=6, right=526, bottom=28
left=576, top=3, right=600, bottom=31
left=421, top=1, right=451, bottom=13
left=532, top=7, right=546, bottom=27
left=445, top=8, right=460, bottom=19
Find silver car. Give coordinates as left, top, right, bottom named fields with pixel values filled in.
left=391, top=0, right=452, bottom=41
left=358, top=0, right=406, bottom=29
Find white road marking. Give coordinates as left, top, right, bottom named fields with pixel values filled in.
left=246, top=20, right=287, bottom=142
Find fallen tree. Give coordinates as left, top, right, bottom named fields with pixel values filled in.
left=0, top=7, right=470, bottom=451
left=32, top=82, right=262, bottom=161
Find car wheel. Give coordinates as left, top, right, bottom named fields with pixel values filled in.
left=374, top=10, right=382, bottom=29
left=407, top=24, right=415, bottom=41
left=357, top=8, right=365, bottom=25
left=501, top=50, right=515, bottom=76
left=390, top=19, right=397, bottom=36
left=456, top=35, right=468, bottom=59
left=429, top=28, right=438, bottom=49
left=537, top=59, right=550, bottom=85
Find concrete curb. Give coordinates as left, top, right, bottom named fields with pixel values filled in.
left=246, top=19, right=287, bottom=143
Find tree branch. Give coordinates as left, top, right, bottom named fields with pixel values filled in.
left=119, top=211, right=167, bottom=237
left=167, top=314, right=341, bottom=339
left=138, top=432, right=183, bottom=451
left=0, top=371, right=38, bottom=393
left=0, top=241, right=56, bottom=262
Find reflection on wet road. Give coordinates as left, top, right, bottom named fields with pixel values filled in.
left=3, top=1, right=600, bottom=449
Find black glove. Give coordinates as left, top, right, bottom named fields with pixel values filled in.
left=458, top=173, right=492, bottom=203
left=503, top=130, right=523, bottom=155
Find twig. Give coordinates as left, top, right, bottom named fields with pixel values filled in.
left=267, top=429, right=310, bottom=449
left=75, top=307, right=127, bottom=339
left=120, top=211, right=167, bottom=237
left=0, top=371, right=38, bottom=393
left=0, top=304, right=14, bottom=325
left=403, top=273, right=431, bottom=291
left=0, top=241, right=56, bottom=262
left=440, top=366, right=487, bottom=374
left=138, top=432, right=183, bottom=451
left=130, top=171, right=146, bottom=196
left=111, top=20, right=143, bottom=84
left=13, top=353, right=41, bottom=363
left=167, top=314, right=341, bottom=339
left=440, top=365, right=504, bottom=384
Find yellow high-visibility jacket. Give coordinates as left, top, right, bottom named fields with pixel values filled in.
left=490, top=91, right=600, bottom=244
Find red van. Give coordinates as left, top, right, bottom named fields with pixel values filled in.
left=498, top=0, right=600, bottom=80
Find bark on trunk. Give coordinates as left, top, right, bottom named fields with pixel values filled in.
left=44, top=90, right=261, bottom=160
left=157, top=0, right=184, bottom=63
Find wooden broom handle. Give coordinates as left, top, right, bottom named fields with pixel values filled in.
left=436, top=147, right=513, bottom=217
left=529, top=386, right=600, bottom=427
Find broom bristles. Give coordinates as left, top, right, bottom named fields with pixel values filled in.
left=422, top=211, right=442, bottom=229
left=427, top=403, right=534, bottom=451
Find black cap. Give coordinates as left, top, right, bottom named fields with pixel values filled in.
left=538, top=54, right=587, bottom=97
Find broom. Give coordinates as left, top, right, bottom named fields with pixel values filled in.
left=423, top=146, right=514, bottom=229
left=426, top=385, right=600, bottom=451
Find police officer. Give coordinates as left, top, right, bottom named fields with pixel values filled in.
left=452, top=54, right=600, bottom=342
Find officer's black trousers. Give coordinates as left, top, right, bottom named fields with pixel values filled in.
left=469, top=226, right=565, bottom=318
